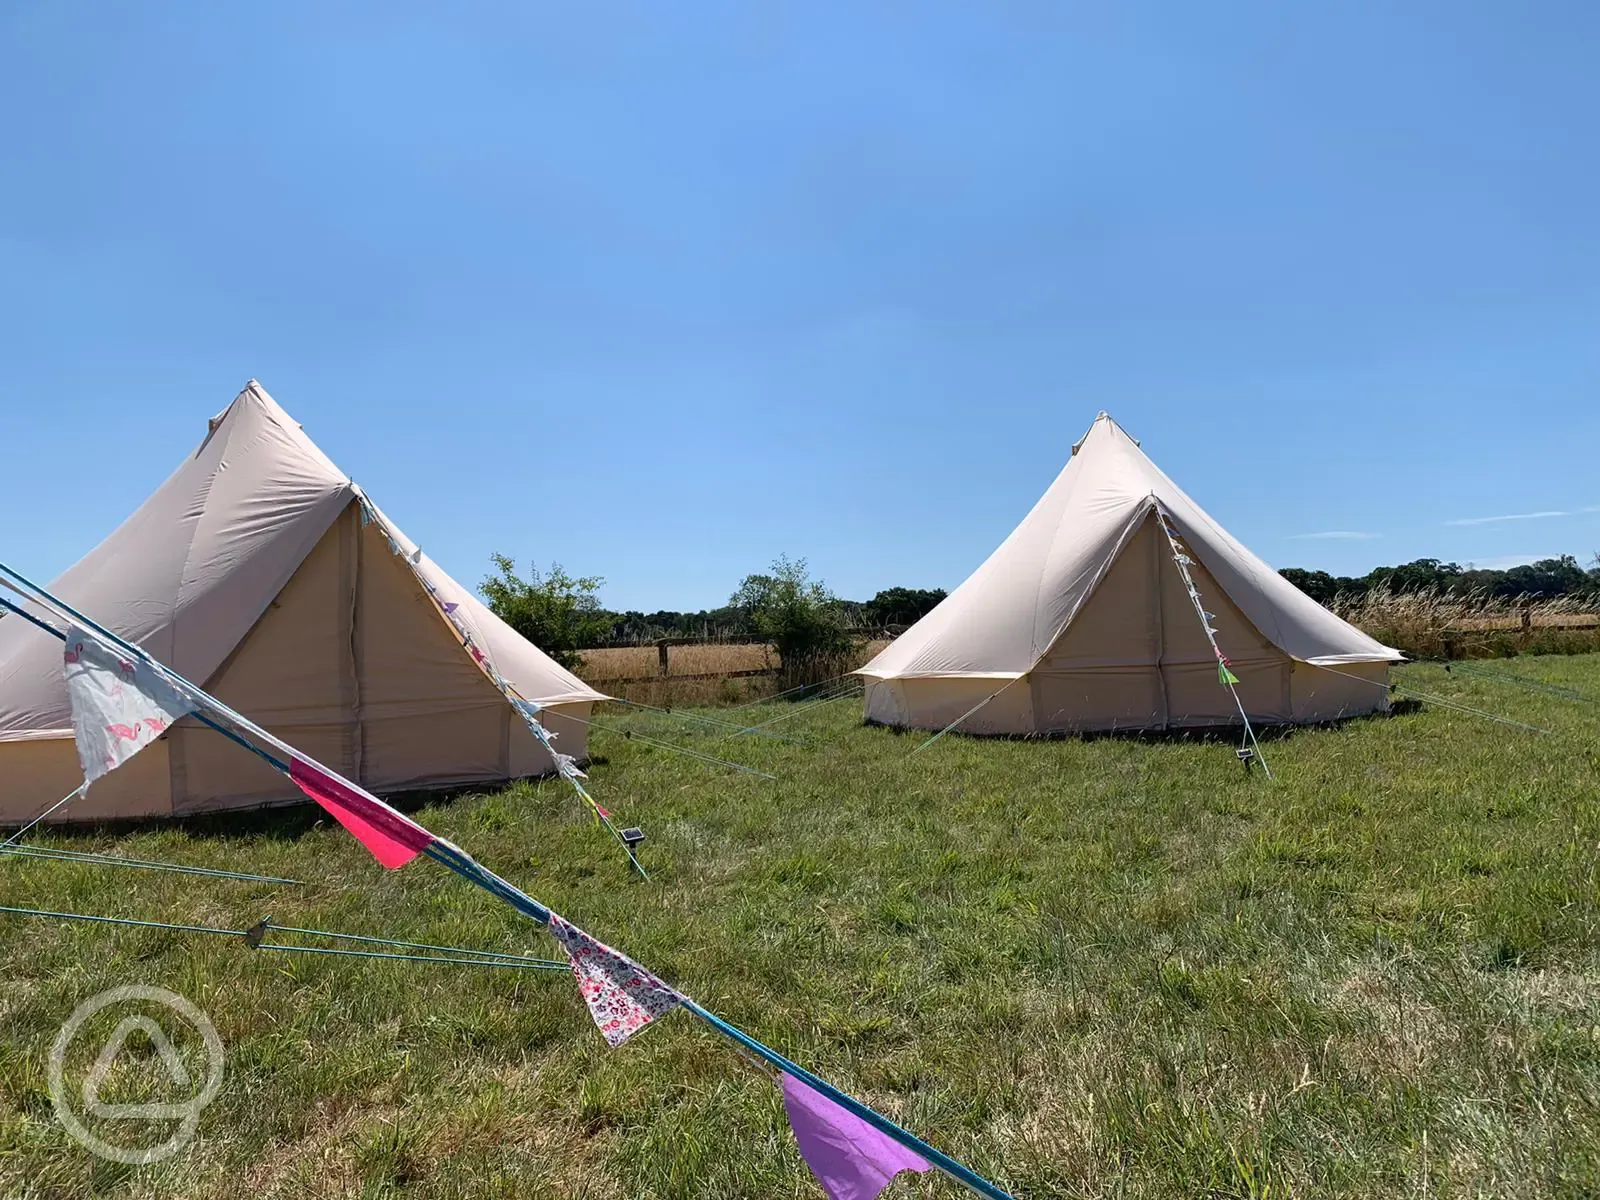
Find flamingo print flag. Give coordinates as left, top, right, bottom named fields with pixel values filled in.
left=63, top=628, right=196, bottom=786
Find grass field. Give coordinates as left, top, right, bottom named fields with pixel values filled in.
left=2, top=657, right=1599, bottom=1198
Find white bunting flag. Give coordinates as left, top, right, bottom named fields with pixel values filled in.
left=63, top=629, right=195, bottom=785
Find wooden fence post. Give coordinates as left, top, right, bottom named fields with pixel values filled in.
left=1521, top=607, right=1532, bottom=641
left=657, top=639, right=670, bottom=677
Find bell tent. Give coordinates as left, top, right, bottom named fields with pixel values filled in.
left=0, top=381, right=606, bottom=824
left=858, top=413, right=1400, bottom=735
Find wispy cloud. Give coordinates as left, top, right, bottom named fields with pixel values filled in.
left=1445, top=508, right=1598, bottom=526
left=1288, top=530, right=1382, bottom=541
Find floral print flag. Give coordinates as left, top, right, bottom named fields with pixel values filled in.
left=548, top=914, right=681, bottom=1047
left=63, top=628, right=195, bottom=785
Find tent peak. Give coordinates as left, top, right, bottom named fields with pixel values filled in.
left=209, top=379, right=272, bottom=432
left=1073, top=410, right=1138, bottom=455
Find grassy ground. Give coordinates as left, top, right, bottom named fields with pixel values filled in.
left=2, top=657, right=1598, bottom=1198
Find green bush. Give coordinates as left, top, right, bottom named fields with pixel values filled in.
left=730, top=556, right=860, bottom=686
left=480, top=555, right=611, bottom=671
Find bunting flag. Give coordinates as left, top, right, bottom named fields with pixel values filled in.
left=1155, top=514, right=1241, bottom=692
left=548, top=914, right=681, bottom=1047
left=359, top=498, right=623, bottom=851
left=63, top=628, right=195, bottom=785
left=8, top=561, right=1013, bottom=1200
left=782, top=1073, right=932, bottom=1200
left=288, top=758, right=436, bottom=870
left=1155, top=503, right=1272, bottom=779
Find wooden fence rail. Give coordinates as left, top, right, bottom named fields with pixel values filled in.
left=586, top=629, right=902, bottom=681
left=598, top=667, right=781, bottom=687
left=1439, top=608, right=1600, bottom=658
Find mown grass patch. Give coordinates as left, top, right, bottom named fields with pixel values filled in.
left=1, top=657, right=1598, bottom=1197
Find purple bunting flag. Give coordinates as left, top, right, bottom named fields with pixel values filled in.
left=782, top=1073, right=931, bottom=1200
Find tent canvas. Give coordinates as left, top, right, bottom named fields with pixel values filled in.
left=0, top=381, right=606, bottom=823
left=858, top=413, right=1400, bottom=735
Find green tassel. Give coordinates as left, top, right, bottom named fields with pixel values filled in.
left=1218, top=661, right=1240, bottom=686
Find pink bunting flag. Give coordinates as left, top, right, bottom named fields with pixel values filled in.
left=548, top=914, right=680, bottom=1047
left=782, top=1073, right=932, bottom=1200
left=289, top=758, right=436, bottom=870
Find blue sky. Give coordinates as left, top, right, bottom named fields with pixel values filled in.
left=2, top=3, right=1596, bottom=611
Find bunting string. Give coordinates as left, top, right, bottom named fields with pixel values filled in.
left=1155, top=503, right=1273, bottom=778
left=352, top=494, right=650, bottom=877
left=0, top=559, right=1013, bottom=1200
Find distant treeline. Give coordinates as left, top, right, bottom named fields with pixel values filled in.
left=600, top=585, right=949, bottom=643
left=606, top=557, right=1600, bottom=642
left=1279, top=555, right=1600, bottom=605
left=485, top=551, right=1600, bottom=671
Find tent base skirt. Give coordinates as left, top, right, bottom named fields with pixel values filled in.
left=863, top=662, right=1390, bottom=736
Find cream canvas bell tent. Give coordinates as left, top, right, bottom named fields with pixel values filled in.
left=859, top=413, right=1400, bottom=735
left=0, top=381, right=606, bottom=824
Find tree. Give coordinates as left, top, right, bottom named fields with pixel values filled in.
left=863, top=586, right=948, bottom=627
left=480, top=555, right=611, bottom=670
left=1496, top=555, right=1590, bottom=600
left=730, top=556, right=857, bottom=670
left=1280, top=568, right=1338, bottom=604
left=1364, top=558, right=1464, bottom=595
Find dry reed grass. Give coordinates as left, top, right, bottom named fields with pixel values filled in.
left=1335, top=586, right=1600, bottom=659
left=579, top=643, right=774, bottom=681
left=578, top=640, right=891, bottom=705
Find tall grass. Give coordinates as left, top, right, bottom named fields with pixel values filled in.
left=1334, top=586, right=1600, bottom=660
